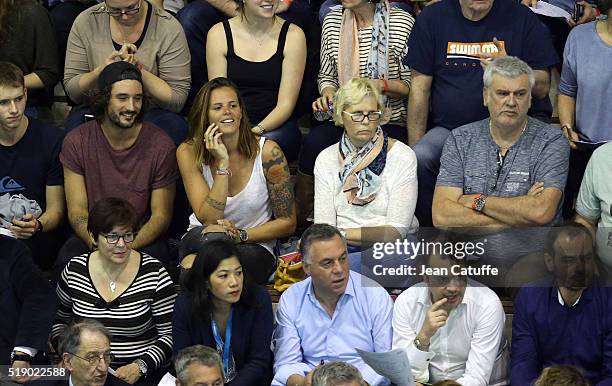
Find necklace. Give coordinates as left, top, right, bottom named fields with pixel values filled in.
left=101, top=257, right=130, bottom=293
left=245, top=20, right=275, bottom=47
left=489, top=119, right=528, bottom=151
left=252, top=34, right=266, bottom=47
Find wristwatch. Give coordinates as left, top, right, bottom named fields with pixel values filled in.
left=134, top=359, right=148, bottom=376
left=10, top=351, right=32, bottom=364
left=472, top=194, right=487, bottom=212
left=238, top=229, right=249, bottom=243
left=414, top=338, right=429, bottom=352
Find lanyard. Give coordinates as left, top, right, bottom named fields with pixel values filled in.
left=211, top=308, right=233, bottom=372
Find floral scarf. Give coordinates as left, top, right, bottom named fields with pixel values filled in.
left=337, top=0, right=391, bottom=85
left=338, top=126, right=388, bottom=205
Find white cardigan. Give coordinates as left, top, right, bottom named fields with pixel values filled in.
left=314, top=140, right=419, bottom=236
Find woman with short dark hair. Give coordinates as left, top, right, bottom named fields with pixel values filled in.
left=51, top=197, right=177, bottom=386
left=172, top=239, right=273, bottom=385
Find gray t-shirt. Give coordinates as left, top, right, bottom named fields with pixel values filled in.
left=559, top=22, right=612, bottom=143
left=436, top=118, right=569, bottom=272
left=576, top=142, right=612, bottom=267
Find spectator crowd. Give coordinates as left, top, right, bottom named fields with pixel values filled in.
left=2, top=0, right=612, bottom=385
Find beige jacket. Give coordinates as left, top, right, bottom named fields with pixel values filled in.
left=63, top=2, right=191, bottom=112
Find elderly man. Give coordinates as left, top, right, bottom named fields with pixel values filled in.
left=312, top=362, right=365, bottom=386
left=174, top=345, right=224, bottom=386
left=511, top=223, right=612, bottom=385
left=58, top=319, right=129, bottom=386
left=432, top=56, right=569, bottom=271
left=405, top=0, right=558, bottom=226
left=392, top=244, right=506, bottom=386
left=58, top=61, right=177, bottom=268
left=273, top=224, right=393, bottom=386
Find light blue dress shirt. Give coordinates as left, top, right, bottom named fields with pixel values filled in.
left=272, top=271, right=393, bottom=385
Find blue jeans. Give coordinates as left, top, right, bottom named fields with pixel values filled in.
left=177, top=1, right=226, bottom=114
left=25, top=106, right=38, bottom=119
left=262, top=119, right=302, bottom=163
left=298, top=121, right=407, bottom=175
left=413, top=126, right=451, bottom=228
left=64, top=105, right=189, bottom=145
left=177, top=0, right=316, bottom=114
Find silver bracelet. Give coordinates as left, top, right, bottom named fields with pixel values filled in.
left=216, top=167, right=232, bottom=176
left=254, top=124, right=266, bottom=135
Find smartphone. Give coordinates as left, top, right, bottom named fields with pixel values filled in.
left=573, top=2, right=584, bottom=22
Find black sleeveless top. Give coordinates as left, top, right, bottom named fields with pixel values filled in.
left=223, top=20, right=290, bottom=124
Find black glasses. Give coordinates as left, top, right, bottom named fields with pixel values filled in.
left=105, top=0, right=142, bottom=17
left=492, top=150, right=505, bottom=190
left=102, top=232, right=137, bottom=244
left=342, top=110, right=382, bottom=122
left=69, top=352, right=115, bottom=367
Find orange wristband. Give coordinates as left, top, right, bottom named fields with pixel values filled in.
left=382, top=79, right=389, bottom=94
left=282, top=0, right=293, bottom=7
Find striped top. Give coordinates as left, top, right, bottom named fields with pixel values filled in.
left=51, top=253, right=177, bottom=371
left=319, top=7, right=415, bottom=126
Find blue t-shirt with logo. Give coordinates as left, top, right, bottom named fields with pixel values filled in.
left=404, top=0, right=559, bottom=130
left=0, top=118, right=64, bottom=211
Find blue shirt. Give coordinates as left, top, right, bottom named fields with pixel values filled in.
left=272, top=271, right=393, bottom=386
left=511, top=279, right=612, bottom=386
left=559, top=22, right=612, bottom=143
left=404, top=0, right=558, bottom=130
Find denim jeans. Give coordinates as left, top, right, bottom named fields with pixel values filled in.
left=25, top=106, right=39, bottom=119
left=413, top=126, right=451, bottom=228
left=179, top=226, right=277, bottom=285
left=64, top=105, right=189, bottom=145
left=262, top=119, right=302, bottom=163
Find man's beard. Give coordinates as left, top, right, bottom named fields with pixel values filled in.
left=108, top=110, right=140, bottom=129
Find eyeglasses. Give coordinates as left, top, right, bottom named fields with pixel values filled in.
left=69, top=352, right=115, bottom=367
left=342, top=110, right=382, bottom=122
left=101, top=232, right=137, bottom=244
left=105, top=0, right=142, bottom=17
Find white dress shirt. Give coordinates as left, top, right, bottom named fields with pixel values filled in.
left=392, top=279, right=506, bottom=386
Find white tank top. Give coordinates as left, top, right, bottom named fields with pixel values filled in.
left=188, top=137, right=275, bottom=254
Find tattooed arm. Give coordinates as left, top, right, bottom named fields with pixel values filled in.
left=242, top=140, right=296, bottom=242
left=177, top=142, right=229, bottom=224
left=64, top=167, right=93, bottom=249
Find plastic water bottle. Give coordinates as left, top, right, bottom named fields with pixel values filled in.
left=313, top=103, right=334, bottom=122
